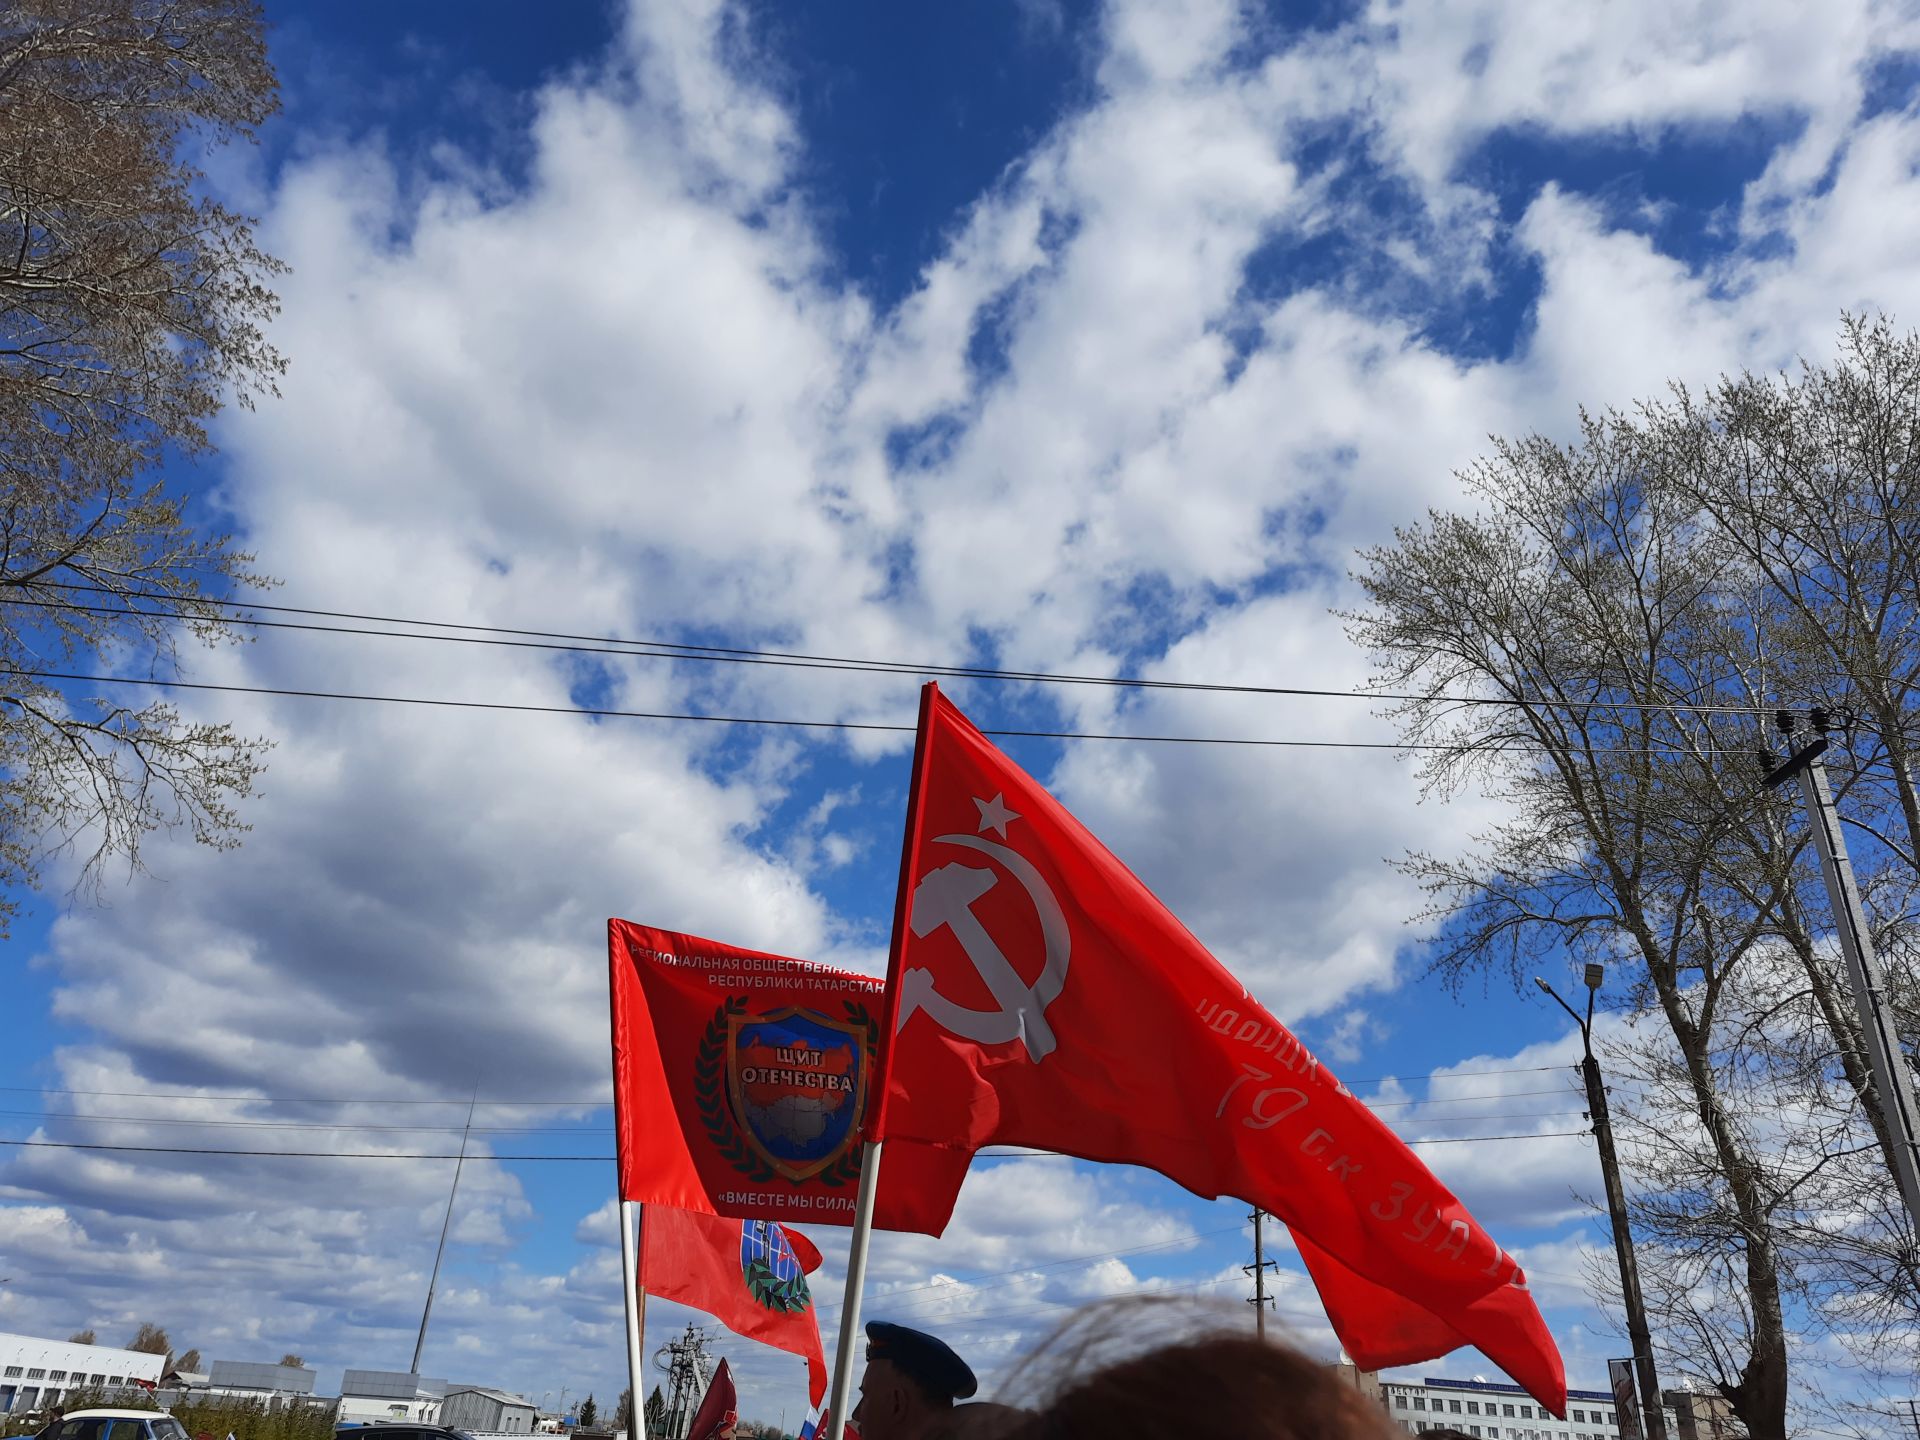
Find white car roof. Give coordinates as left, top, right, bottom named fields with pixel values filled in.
left=49, top=1411, right=166, bottom=1421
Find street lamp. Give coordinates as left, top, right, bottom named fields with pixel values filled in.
left=1535, top=967, right=1667, bottom=1440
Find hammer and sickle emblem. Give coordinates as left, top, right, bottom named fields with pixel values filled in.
left=899, top=833, right=1070, bottom=1062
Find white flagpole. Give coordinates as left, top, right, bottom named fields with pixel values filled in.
left=824, top=1139, right=884, bottom=1440
left=823, top=684, right=932, bottom=1440
left=620, top=1199, right=647, bottom=1440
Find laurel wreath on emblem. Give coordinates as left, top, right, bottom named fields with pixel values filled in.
left=811, top=998, right=880, bottom=1190
left=695, top=997, right=778, bottom=1183
left=693, top=996, right=882, bottom=1189
left=744, top=1253, right=813, bottom=1314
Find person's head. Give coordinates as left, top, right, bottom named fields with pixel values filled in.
left=914, top=1403, right=1029, bottom=1440
left=855, top=1323, right=978, bottom=1440
left=1001, top=1301, right=1399, bottom=1440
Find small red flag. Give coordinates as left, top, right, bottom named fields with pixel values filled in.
left=685, top=1357, right=739, bottom=1440
left=608, top=919, right=969, bottom=1233
left=873, top=684, right=1566, bottom=1410
left=642, top=1206, right=828, bottom=1406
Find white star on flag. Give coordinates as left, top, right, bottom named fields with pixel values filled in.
left=973, top=791, right=1020, bottom=838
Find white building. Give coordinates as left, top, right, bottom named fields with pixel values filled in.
left=339, top=1370, right=447, bottom=1425
left=0, top=1332, right=165, bottom=1417
left=195, top=1359, right=324, bottom=1407
left=1383, top=1376, right=1680, bottom=1440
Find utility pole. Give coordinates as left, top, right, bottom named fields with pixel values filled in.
left=1764, top=709, right=1920, bottom=1236
left=1245, top=1207, right=1275, bottom=1340
left=1537, top=968, right=1668, bottom=1440
left=655, top=1326, right=711, bottom=1440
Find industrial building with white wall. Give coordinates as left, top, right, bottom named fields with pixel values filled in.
left=338, top=1369, right=447, bottom=1425
left=189, top=1359, right=323, bottom=1407
left=0, top=1332, right=165, bottom=1416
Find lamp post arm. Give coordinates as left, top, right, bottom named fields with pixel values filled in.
left=1536, top=976, right=1588, bottom=1037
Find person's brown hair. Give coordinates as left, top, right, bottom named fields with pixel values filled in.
left=996, top=1299, right=1397, bottom=1440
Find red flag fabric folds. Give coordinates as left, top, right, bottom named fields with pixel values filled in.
left=873, top=685, right=1566, bottom=1410
left=685, top=1357, right=739, bottom=1440
left=609, top=919, right=969, bottom=1234
left=641, top=1205, right=828, bottom=1407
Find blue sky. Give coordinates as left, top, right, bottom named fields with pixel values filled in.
left=5, top=0, right=1920, bottom=1426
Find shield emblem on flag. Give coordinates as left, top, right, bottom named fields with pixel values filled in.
left=739, top=1218, right=812, bottom=1313
left=726, top=1007, right=868, bottom=1181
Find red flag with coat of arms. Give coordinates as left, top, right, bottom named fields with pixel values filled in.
left=608, top=920, right=970, bottom=1234
left=870, top=683, right=1566, bottom=1411
left=641, top=1204, right=828, bottom=1406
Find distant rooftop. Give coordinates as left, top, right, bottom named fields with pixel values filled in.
left=448, top=1387, right=533, bottom=1408
left=209, top=1360, right=317, bottom=1395
left=1377, top=1376, right=1660, bottom=1405
left=343, top=1370, right=447, bottom=1400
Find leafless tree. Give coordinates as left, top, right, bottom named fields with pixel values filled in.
left=1667, top=316, right=1920, bottom=879
left=1345, top=318, right=1920, bottom=1433
left=1654, top=321, right=1920, bottom=1210
left=0, top=0, right=285, bottom=933
left=124, top=1321, right=170, bottom=1358
left=1345, top=413, right=1805, bottom=1437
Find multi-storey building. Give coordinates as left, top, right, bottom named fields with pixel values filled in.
left=0, top=1332, right=165, bottom=1417
left=1382, top=1375, right=1680, bottom=1440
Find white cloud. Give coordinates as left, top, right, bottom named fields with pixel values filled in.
left=7, top=0, right=1920, bottom=1419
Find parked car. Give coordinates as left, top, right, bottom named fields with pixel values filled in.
left=334, top=1425, right=475, bottom=1440
left=38, top=1411, right=190, bottom=1440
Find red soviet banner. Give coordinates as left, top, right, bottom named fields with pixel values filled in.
left=609, top=919, right=968, bottom=1234
left=872, top=684, right=1566, bottom=1409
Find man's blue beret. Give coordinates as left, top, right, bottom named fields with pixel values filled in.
left=865, top=1321, right=978, bottom=1401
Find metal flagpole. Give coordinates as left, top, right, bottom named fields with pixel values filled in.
left=821, top=684, right=936, bottom=1440
left=412, top=1085, right=476, bottom=1374
left=621, top=1200, right=647, bottom=1440
left=821, top=684, right=934, bottom=1440
left=824, top=1140, right=884, bottom=1440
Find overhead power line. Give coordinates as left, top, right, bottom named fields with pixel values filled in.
left=1354, top=1064, right=1566, bottom=1084
left=0, top=1065, right=1569, bottom=1107
left=1407, top=1130, right=1588, bottom=1145
left=0, top=1130, right=1587, bottom=1160
left=1364, top=1086, right=1574, bottom=1109
left=4, top=1104, right=1589, bottom=1135
left=857, top=1227, right=1248, bottom=1310
left=0, top=1110, right=610, bottom=1135
left=0, top=1085, right=598, bottom=1106
left=12, top=668, right=1709, bottom=756
left=23, top=583, right=1780, bottom=718
left=0, top=1138, right=611, bottom=1160
left=823, top=1273, right=1348, bottom=1333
